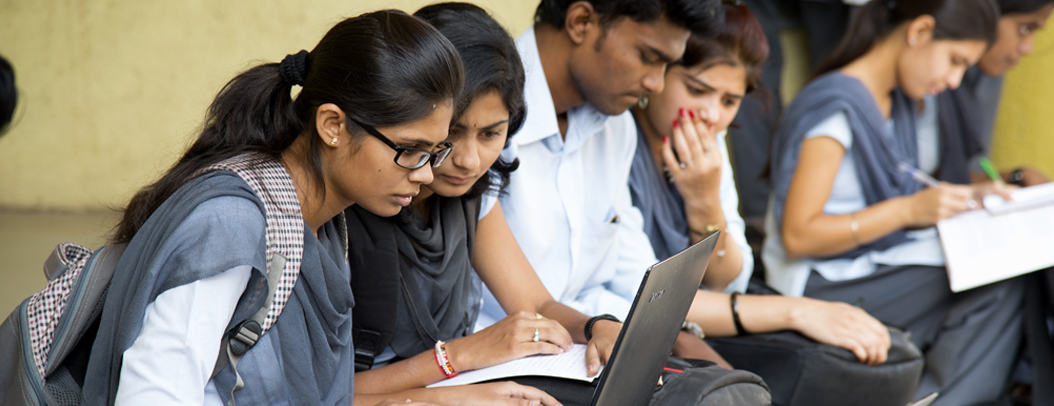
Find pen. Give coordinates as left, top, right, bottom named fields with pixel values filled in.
left=978, top=158, right=1002, bottom=183
left=898, top=162, right=978, bottom=209
left=897, top=162, right=941, bottom=188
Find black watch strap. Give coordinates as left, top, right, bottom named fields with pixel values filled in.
left=1009, top=168, right=1026, bottom=187
left=585, top=314, right=621, bottom=341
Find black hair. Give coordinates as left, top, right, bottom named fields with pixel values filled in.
left=680, top=1, right=769, bottom=95
left=814, top=0, right=1000, bottom=78
left=113, top=10, right=464, bottom=243
left=415, top=2, right=525, bottom=200
left=0, top=54, right=16, bottom=137
left=998, top=0, right=1054, bottom=14
left=535, top=0, right=725, bottom=38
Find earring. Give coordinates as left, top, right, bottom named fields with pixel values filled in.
left=637, top=96, right=649, bottom=110
left=909, top=37, right=917, bottom=46
left=330, top=138, right=338, bottom=146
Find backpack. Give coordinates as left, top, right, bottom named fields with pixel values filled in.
left=705, top=328, right=924, bottom=406
left=0, top=154, right=309, bottom=406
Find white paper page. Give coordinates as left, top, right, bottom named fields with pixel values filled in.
left=427, top=344, right=602, bottom=388
left=937, top=202, right=1054, bottom=292
left=982, top=183, right=1054, bottom=214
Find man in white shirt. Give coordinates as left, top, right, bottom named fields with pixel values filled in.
left=477, top=0, right=725, bottom=357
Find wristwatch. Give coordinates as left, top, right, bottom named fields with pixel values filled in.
left=681, top=320, right=705, bottom=340
left=1009, top=168, right=1026, bottom=187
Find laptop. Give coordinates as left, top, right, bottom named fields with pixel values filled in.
left=589, top=231, right=720, bottom=406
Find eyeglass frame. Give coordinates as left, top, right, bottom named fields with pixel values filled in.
left=348, top=118, right=453, bottom=170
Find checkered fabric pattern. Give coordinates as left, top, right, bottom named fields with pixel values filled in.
left=26, top=242, right=93, bottom=378
left=204, top=153, right=307, bottom=331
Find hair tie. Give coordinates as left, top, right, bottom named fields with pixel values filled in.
left=886, top=0, right=899, bottom=10
left=279, top=50, right=309, bottom=86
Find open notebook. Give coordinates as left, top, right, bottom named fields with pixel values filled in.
left=937, top=183, right=1054, bottom=292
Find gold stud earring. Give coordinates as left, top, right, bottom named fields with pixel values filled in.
left=330, top=138, right=338, bottom=146
left=637, top=96, right=649, bottom=110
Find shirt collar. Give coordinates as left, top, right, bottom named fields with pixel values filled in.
left=514, top=26, right=610, bottom=151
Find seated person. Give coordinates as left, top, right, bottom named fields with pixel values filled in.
left=345, top=4, right=618, bottom=405
left=84, top=10, right=460, bottom=406
left=629, top=0, right=889, bottom=365
left=764, top=0, right=1022, bottom=404
left=935, top=0, right=1053, bottom=186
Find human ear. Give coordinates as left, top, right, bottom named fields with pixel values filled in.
left=906, top=15, right=936, bottom=46
left=315, top=103, right=346, bottom=147
left=564, top=1, right=598, bottom=46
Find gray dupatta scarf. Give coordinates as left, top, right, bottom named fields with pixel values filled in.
left=83, top=171, right=355, bottom=405
left=628, top=117, right=690, bottom=261
left=346, top=195, right=482, bottom=360
left=770, top=73, right=922, bottom=259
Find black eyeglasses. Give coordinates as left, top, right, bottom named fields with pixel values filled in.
left=350, top=119, right=452, bottom=169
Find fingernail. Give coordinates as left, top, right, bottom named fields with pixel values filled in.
left=673, top=120, right=680, bottom=129
left=688, top=110, right=696, bottom=119
left=679, top=107, right=686, bottom=117
left=662, top=135, right=668, bottom=143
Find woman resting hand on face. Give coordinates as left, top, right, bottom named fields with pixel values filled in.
left=345, top=4, right=619, bottom=406
left=628, top=0, right=890, bottom=368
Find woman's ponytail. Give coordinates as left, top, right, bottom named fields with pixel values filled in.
left=114, top=10, right=463, bottom=243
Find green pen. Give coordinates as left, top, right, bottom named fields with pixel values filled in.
left=978, top=158, right=1002, bottom=183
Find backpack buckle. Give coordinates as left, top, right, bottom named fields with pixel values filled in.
left=229, top=320, right=263, bottom=357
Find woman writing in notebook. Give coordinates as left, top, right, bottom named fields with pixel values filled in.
left=764, top=0, right=1021, bottom=404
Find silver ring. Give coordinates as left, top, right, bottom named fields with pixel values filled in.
left=532, top=328, right=540, bottom=342
left=966, top=198, right=978, bottom=209
left=679, top=162, right=688, bottom=169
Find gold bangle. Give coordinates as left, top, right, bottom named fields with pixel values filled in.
left=849, top=213, right=862, bottom=246
left=689, top=221, right=723, bottom=236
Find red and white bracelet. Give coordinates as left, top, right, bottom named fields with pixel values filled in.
left=434, top=340, right=458, bottom=378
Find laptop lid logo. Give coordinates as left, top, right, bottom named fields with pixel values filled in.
left=649, top=289, right=666, bottom=303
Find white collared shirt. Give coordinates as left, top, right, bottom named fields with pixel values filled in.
left=475, top=27, right=659, bottom=329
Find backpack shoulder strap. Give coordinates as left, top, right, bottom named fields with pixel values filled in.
left=199, top=153, right=340, bottom=405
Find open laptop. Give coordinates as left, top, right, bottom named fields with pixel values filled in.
left=589, top=231, right=720, bottom=406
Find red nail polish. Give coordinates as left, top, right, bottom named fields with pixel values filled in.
left=688, top=110, right=696, bottom=119
left=673, top=120, right=680, bottom=129
left=662, top=135, right=668, bottom=143
left=679, top=107, right=686, bottom=117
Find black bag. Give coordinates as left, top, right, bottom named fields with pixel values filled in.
left=503, top=357, right=771, bottom=406
left=651, top=357, right=771, bottom=406
left=706, top=328, right=923, bottom=406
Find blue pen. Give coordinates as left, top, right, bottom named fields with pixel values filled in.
left=897, top=162, right=941, bottom=188
left=898, top=162, right=978, bottom=209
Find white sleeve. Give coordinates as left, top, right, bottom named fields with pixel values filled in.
left=805, top=111, right=853, bottom=150
left=115, top=265, right=252, bottom=406
left=479, top=187, right=499, bottom=221
left=717, top=131, right=753, bottom=294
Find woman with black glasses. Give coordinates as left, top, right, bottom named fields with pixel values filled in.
left=82, top=10, right=460, bottom=406
left=343, top=3, right=622, bottom=405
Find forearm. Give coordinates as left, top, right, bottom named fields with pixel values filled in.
left=353, top=387, right=454, bottom=406
left=354, top=349, right=447, bottom=394
left=686, top=290, right=797, bottom=337
left=684, top=201, right=742, bottom=290
left=783, top=195, right=911, bottom=258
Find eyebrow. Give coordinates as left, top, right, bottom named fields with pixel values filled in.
left=645, top=46, right=676, bottom=65
left=454, top=119, right=509, bottom=130
left=685, top=75, right=744, bottom=99
left=401, top=138, right=435, bottom=148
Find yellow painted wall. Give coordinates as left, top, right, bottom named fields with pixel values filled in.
left=991, top=28, right=1054, bottom=176
left=0, top=0, right=536, bottom=211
